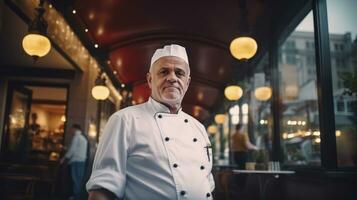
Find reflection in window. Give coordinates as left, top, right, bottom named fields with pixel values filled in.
left=229, top=53, right=273, bottom=169
left=327, top=0, right=357, bottom=167
left=279, top=11, right=321, bottom=166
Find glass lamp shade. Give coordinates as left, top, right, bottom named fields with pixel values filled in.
left=91, top=85, right=110, bottom=100
left=207, top=125, right=218, bottom=135
left=254, top=86, right=272, bottom=101
left=22, top=33, right=51, bottom=57
left=215, top=114, right=226, bottom=124
left=224, top=85, right=243, bottom=100
left=230, top=36, right=258, bottom=60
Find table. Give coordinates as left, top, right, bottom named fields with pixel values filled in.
left=0, top=173, right=40, bottom=199
left=232, top=170, right=295, bottom=200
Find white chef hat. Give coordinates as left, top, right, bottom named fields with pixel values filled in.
left=150, top=44, right=189, bottom=71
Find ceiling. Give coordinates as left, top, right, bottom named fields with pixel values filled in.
left=2, top=0, right=309, bottom=123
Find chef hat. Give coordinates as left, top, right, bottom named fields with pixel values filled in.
left=150, top=44, right=189, bottom=71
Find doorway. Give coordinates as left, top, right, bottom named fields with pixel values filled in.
left=1, top=82, right=68, bottom=163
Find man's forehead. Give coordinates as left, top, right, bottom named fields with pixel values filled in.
left=155, top=56, right=189, bottom=71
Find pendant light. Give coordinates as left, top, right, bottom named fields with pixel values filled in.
left=92, top=71, right=110, bottom=100
left=215, top=114, right=226, bottom=124
left=254, top=86, right=272, bottom=101
left=22, top=0, right=51, bottom=60
left=207, top=125, right=218, bottom=135
left=230, top=0, right=258, bottom=60
left=224, top=84, right=243, bottom=101
left=253, top=73, right=272, bottom=101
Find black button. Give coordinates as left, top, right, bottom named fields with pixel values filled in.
left=165, top=137, right=170, bottom=141
left=200, top=165, right=205, bottom=170
left=158, top=114, right=162, bottom=118
left=206, top=192, right=211, bottom=197
left=180, top=190, right=186, bottom=196
left=193, top=138, right=197, bottom=142
left=173, top=163, right=178, bottom=168
left=184, top=119, right=188, bottom=123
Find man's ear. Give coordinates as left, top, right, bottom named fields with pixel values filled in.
left=146, top=73, right=152, bottom=89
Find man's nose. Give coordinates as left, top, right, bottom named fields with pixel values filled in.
left=166, top=72, right=178, bottom=82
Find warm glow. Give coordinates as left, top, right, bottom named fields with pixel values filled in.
left=22, top=34, right=51, bottom=57
left=207, top=125, right=218, bottom=135
left=61, top=115, right=66, bottom=122
left=314, top=138, right=321, bottom=143
left=230, top=37, right=258, bottom=60
left=91, top=85, right=110, bottom=100
left=231, top=115, right=239, bottom=125
left=282, top=133, right=288, bottom=139
left=254, top=86, right=272, bottom=101
left=88, top=123, right=97, bottom=138
left=229, top=105, right=239, bottom=115
left=312, top=131, right=320, bottom=136
left=242, top=115, right=248, bottom=124
left=215, top=114, right=226, bottom=124
left=224, top=85, right=243, bottom=100
left=335, top=130, right=342, bottom=137
left=242, top=103, right=249, bottom=115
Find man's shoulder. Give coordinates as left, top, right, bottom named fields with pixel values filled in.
left=110, top=102, right=148, bottom=118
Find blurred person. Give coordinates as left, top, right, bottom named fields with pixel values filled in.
left=230, top=124, right=258, bottom=169
left=61, top=124, right=88, bottom=200
left=29, top=112, right=40, bottom=135
left=86, top=44, right=215, bottom=200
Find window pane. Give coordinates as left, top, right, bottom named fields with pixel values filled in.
left=230, top=53, right=273, bottom=169
left=278, top=11, right=321, bottom=166
left=327, top=0, right=357, bottom=167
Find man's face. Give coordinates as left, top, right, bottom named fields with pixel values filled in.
left=147, top=56, right=191, bottom=107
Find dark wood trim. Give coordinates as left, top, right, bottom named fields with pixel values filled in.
left=313, top=0, right=337, bottom=169
left=107, top=31, right=228, bottom=51
left=274, top=0, right=312, bottom=46
left=270, top=40, right=282, bottom=162
left=32, top=99, right=67, bottom=105
left=0, top=67, right=75, bottom=79
left=7, top=80, right=70, bottom=89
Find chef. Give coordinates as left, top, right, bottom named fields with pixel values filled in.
left=86, top=44, right=215, bottom=200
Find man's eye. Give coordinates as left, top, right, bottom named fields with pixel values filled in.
left=159, top=70, right=168, bottom=75
left=176, top=71, right=185, bottom=77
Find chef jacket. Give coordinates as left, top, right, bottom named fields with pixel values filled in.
left=86, top=97, right=215, bottom=200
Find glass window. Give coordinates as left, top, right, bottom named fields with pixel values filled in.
left=278, top=11, right=321, bottom=166
left=229, top=53, right=273, bottom=170
left=327, top=0, right=357, bottom=167
left=336, top=100, right=345, bottom=112
left=2, top=85, right=67, bottom=163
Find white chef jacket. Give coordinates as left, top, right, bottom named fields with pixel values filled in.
left=86, top=97, right=215, bottom=200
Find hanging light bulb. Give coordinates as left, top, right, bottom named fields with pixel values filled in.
left=22, top=0, right=51, bottom=59
left=230, top=37, right=258, bottom=60
left=230, top=0, right=258, bottom=60
left=215, top=114, right=226, bottom=124
left=224, top=85, right=243, bottom=100
left=254, top=86, right=272, bottom=101
left=207, top=125, right=218, bottom=135
left=92, top=71, right=110, bottom=100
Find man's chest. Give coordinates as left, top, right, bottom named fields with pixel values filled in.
left=127, top=114, right=209, bottom=168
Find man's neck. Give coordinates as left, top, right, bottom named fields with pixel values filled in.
left=168, top=103, right=180, bottom=114
left=151, top=97, right=181, bottom=114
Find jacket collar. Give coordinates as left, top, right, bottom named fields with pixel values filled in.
left=147, top=97, right=182, bottom=115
